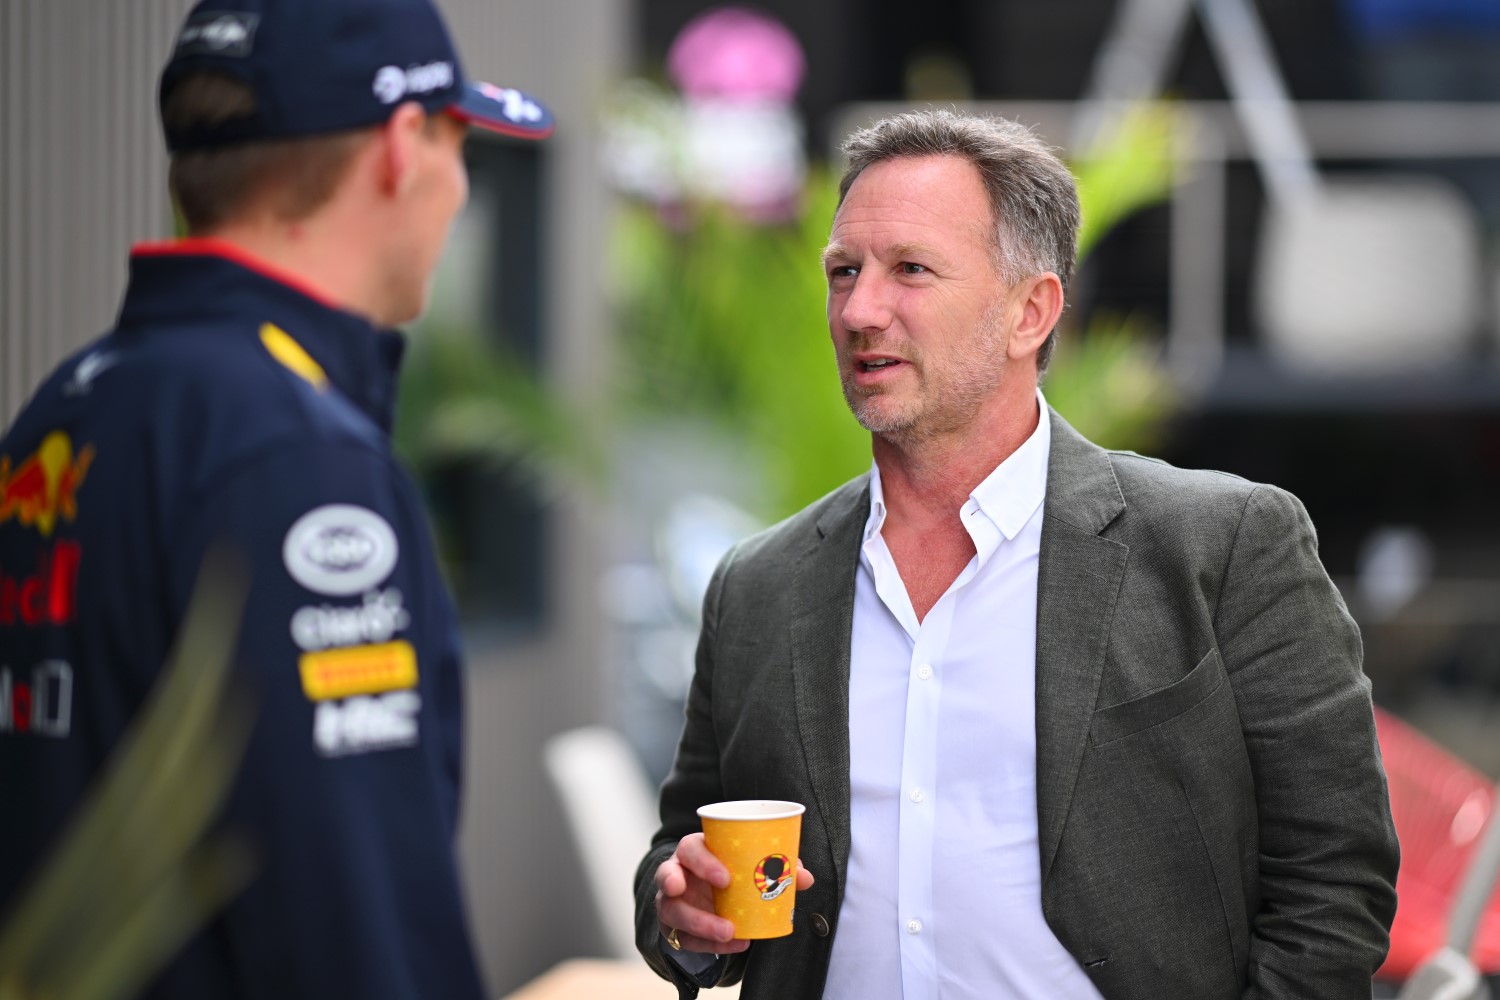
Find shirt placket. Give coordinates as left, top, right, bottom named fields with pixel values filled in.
left=893, top=500, right=999, bottom=999
left=896, top=591, right=948, bottom=1000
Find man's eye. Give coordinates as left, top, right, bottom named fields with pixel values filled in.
left=901, top=262, right=927, bottom=275
left=829, top=265, right=857, bottom=280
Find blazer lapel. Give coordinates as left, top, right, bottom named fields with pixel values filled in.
left=789, top=479, right=867, bottom=902
left=1035, top=409, right=1129, bottom=881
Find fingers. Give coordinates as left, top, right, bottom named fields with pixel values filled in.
left=656, top=891, right=739, bottom=948
left=654, top=855, right=687, bottom=898
left=673, top=832, right=730, bottom=888
left=653, top=836, right=817, bottom=956
left=653, top=833, right=729, bottom=901
left=654, top=833, right=739, bottom=951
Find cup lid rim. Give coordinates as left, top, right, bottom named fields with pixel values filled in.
left=697, top=799, right=806, bottom=821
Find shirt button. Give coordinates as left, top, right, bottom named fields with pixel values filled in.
left=909, top=787, right=925, bottom=803
left=917, top=664, right=933, bottom=680
left=907, top=918, right=923, bottom=934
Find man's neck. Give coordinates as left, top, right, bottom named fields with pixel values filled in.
left=874, top=390, right=1042, bottom=525
left=201, top=219, right=383, bottom=325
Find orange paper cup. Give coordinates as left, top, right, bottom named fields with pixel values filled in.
left=697, top=800, right=805, bottom=939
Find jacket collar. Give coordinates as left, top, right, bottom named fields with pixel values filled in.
left=119, top=238, right=407, bottom=433
left=1033, top=409, right=1128, bottom=880
left=1040, top=408, right=1125, bottom=535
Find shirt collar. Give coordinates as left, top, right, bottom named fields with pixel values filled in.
left=864, top=389, right=1052, bottom=543
left=970, top=389, right=1051, bottom=541
left=119, top=238, right=407, bottom=433
left=865, top=463, right=890, bottom=542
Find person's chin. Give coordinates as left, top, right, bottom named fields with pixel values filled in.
left=385, top=292, right=426, bottom=329
left=853, top=398, right=919, bottom=437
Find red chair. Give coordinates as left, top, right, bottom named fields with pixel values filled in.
left=1374, top=707, right=1500, bottom=982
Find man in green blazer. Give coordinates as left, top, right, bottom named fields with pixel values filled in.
left=634, top=109, right=1399, bottom=1000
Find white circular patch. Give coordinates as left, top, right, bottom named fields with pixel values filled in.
left=283, top=504, right=399, bottom=597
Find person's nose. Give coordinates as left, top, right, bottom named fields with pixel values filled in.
left=838, top=271, right=893, bottom=335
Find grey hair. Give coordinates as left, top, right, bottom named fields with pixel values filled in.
left=837, top=109, right=1081, bottom=374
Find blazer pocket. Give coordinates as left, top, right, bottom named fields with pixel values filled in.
left=1089, top=648, right=1226, bottom=746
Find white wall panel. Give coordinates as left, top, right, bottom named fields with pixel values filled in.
left=1, top=0, right=190, bottom=426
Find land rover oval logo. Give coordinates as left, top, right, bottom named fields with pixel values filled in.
left=283, top=505, right=399, bottom=596
left=304, top=527, right=375, bottom=570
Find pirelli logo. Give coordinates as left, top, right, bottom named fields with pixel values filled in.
left=299, top=641, right=417, bottom=702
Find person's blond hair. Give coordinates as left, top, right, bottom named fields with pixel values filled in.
left=164, top=73, right=371, bottom=233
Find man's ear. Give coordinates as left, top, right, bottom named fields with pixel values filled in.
left=376, top=102, right=429, bottom=198
left=1007, top=272, right=1065, bottom=361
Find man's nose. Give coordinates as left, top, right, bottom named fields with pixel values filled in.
left=839, top=272, right=893, bottom=333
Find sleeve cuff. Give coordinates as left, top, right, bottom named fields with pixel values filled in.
left=659, top=932, right=723, bottom=985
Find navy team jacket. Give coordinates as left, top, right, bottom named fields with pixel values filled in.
left=0, top=240, right=486, bottom=999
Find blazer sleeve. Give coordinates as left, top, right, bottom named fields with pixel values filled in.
left=1216, top=485, right=1400, bottom=999
left=633, top=547, right=753, bottom=995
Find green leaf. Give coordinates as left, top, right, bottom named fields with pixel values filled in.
left=0, top=548, right=257, bottom=1000
left=1074, top=103, right=1181, bottom=261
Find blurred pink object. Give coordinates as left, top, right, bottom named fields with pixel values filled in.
left=667, top=6, right=805, bottom=103
left=1374, top=707, right=1500, bottom=981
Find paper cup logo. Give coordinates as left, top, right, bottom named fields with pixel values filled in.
left=753, top=854, right=792, bottom=900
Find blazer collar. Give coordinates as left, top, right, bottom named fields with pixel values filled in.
left=794, top=477, right=868, bottom=906
left=1034, top=408, right=1130, bottom=880
left=1041, top=407, right=1126, bottom=535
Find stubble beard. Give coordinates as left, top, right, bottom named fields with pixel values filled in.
left=838, top=300, right=1010, bottom=447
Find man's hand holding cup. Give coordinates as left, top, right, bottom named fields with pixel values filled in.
left=656, top=801, right=814, bottom=954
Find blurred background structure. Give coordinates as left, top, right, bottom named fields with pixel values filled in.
left=5, top=0, right=1500, bottom=995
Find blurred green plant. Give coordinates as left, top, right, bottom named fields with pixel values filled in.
left=398, top=101, right=1184, bottom=523
left=0, top=549, right=256, bottom=1000
left=608, top=172, right=868, bottom=517
left=1073, top=103, right=1182, bottom=261
left=1053, top=102, right=1182, bottom=454
left=395, top=327, right=608, bottom=501
left=1042, top=314, right=1177, bottom=453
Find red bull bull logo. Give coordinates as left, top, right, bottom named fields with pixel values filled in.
left=0, top=431, right=94, bottom=537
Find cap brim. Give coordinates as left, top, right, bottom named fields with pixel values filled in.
left=447, top=82, right=554, bottom=140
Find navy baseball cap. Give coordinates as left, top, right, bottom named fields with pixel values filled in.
left=160, top=0, right=554, bottom=152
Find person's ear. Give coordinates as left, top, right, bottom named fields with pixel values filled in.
left=375, top=102, right=429, bottom=198
left=1006, top=272, right=1065, bottom=362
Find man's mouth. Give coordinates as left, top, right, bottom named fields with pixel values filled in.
left=858, top=357, right=904, bottom=373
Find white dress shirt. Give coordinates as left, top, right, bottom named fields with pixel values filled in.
left=822, top=394, right=1105, bottom=1000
